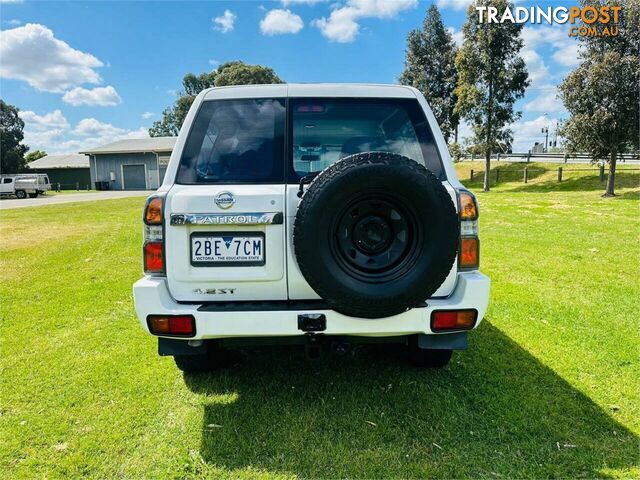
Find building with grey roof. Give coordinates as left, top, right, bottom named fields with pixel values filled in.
left=27, top=154, right=91, bottom=189
left=80, top=137, right=177, bottom=190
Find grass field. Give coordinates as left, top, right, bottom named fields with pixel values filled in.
left=1, top=164, right=638, bottom=478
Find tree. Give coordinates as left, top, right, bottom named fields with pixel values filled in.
left=25, top=150, right=47, bottom=163
left=454, top=0, right=529, bottom=191
left=0, top=100, right=29, bottom=174
left=399, top=4, right=459, bottom=143
left=150, top=61, right=283, bottom=137
left=559, top=0, right=639, bottom=197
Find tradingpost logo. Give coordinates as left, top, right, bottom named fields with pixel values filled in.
left=476, top=4, right=622, bottom=37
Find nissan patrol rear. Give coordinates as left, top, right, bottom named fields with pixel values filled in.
left=133, top=84, right=490, bottom=372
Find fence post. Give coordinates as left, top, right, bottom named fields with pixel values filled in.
left=471, top=153, right=474, bottom=161
left=526, top=151, right=531, bottom=163
left=599, top=165, right=605, bottom=182
left=495, top=168, right=500, bottom=183
left=56, top=183, right=61, bottom=192
left=470, top=169, right=474, bottom=181
left=564, top=152, right=568, bottom=163
left=524, top=167, right=528, bottom=184
left=557, top=167, right=563, bottom=183
left=497, top=153, right=501, bottom=162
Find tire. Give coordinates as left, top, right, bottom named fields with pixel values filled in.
left=293, top=152, right=459, bottom=319
left=174, top=355, right=214, bottom=373
left=408, top=347, right=453, bottom=369
left=15, top=190, right=26, bottom=199
left=173, top=342, right=226, bottom=373
left=28, top=193, right=38, bottom=198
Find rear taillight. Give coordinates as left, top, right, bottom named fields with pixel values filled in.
left=431, top=309, right=477, bottom=332
left=457, top=189, right=479, bottom=270
left=143, top=195, right=165, bottom=275
left=147, top=315, right=195, bottom=337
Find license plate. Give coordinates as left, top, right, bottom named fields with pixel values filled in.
left=191, top=233, right=265, bottom=266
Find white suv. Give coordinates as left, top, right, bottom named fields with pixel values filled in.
left=133, top=84, right=490, bottom=372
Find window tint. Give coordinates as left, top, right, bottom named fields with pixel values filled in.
left=177, top=99, right=285, bottom=184
left=290, top=99, right=443, bottom=180
left=2, top=178, right=12, bottom=184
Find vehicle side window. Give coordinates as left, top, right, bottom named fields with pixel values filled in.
left=2, top=178, right=13, bottom=184
left=177, top=98, right=285, bottom=184
left=289, top=99, right=444, bottom=181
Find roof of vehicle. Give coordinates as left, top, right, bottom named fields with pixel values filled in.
left=27, top=153, right=89, bottom=169
left=203, top=83, right=419, bottom=100
left=79, top=137, right=176, bottom=155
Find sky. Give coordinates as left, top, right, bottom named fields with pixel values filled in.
left=0, top=0, right=580, bottom=155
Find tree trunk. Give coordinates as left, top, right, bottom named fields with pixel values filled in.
left=603, top=149, right=617, bottom=197
left=484, top=73, right=494, bottom=192
left=454, top=123, right=459, bottom=144
left=484, top=148, right=491, bottom=192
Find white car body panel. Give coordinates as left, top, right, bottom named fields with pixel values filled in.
left=134, top=272, right=490, bottom=340
left=166, top=184, right=287, bottom=301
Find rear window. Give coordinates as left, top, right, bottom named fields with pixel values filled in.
left=177, top=98, right=285, bottom=184
left=289, top=98, right=443, bottom=181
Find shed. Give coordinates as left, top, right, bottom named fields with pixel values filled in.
left=80, top=137, right=177, bottom=190
left=27, top=154, right=91, bottom=189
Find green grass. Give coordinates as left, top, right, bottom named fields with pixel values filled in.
left=1, top=170, right=638, bottom=479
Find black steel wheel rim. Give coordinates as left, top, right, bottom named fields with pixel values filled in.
left=330, top=194, right=423, bottom=282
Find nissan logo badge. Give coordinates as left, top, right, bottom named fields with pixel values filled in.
left=215, top=191, right=235, bottom=209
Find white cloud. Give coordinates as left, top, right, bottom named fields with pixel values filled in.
left=260, top=9, right=304, bottom=35
left=312, top=7, right=359, bottom=43
left=5, top=19, right=22, bottom=26
left=0, top=23, right=104, bottom=92
left=446, top=26, right=463, bottom=47
left=511, top=115, right=561, bottom=152
left=18, top=109, right=149, bottom=154
left=141, top=112, right=155, bottom=119
left=72, top=118, right=125, bottom=137
left=19, top=109, right=70, bottom=131
left=208, top=59, right=220, bottom=67
left=519, top=25, right=580, bottom=115
left=62, top=85, right=122, bottom=106
left=212, top=10, right=236, bottom=33
left=524, top=87, right=565, bottom=113
left=1, top=0, right=24, bottom=3
left=552, top=42, right=580, bottom=68
left=521, top=49, right=550, bottom=89
left=522, top=25, right=581, bottom=69
left=313, top=0, right=417, bottom=43
left=437, top=0, right=472, bottom=10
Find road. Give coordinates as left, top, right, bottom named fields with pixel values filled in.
left=0, top=190, right=149, bottom=210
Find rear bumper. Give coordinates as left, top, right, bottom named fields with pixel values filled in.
left=133, top=272, right=490, bottom=340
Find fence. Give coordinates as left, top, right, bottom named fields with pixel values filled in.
left=461, top=151, right=639, bottom=164
left=468, top=166, right=640, bottom=184
left=52, top=183, right=92, bottom=192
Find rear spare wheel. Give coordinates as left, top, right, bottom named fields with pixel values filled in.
left=293, top=152, right=458, bottom=319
